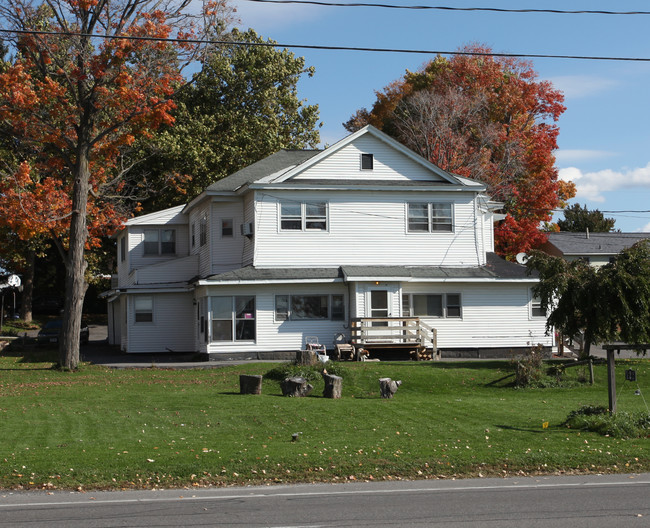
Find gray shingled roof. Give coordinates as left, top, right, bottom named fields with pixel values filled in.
left=205, top=150, right=321, bottom=192
left=546, top=232, right=650, bottom=255
left=202, top=254, right=531, bottom=282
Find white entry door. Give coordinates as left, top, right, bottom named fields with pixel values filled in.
left=370, top=290, right=389, bottom=321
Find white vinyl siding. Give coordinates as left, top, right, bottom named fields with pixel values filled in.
left=253, top=190, right=480, bottom=267
left=402, top=283, right=551, bottom=349
left=199, top=284, right=348, bottom=355
left=125, top=292, right=194, bottom=353
left=292, top=135, right=447, bottom=182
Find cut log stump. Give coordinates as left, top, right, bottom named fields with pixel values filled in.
left=295, top=350, right=319, bottom=366
left=379, top=377, right=402, bottom=399
left=281, top=376, right=313, bottom=397
left=322, top=372, right=343, bottom=399
left=239, top=374, right=263, bottom=395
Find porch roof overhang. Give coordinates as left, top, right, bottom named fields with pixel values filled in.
left=197, top=254, right=537, bottom=286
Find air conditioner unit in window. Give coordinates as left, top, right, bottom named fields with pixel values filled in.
left=240, top=222, right=254, bottom=236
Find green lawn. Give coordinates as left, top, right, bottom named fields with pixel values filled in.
left=0, top=352, right=648, bottom=490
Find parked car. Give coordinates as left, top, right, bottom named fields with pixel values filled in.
left=37, top=319, right=90, bottom=345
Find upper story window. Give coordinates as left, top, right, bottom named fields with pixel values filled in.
left=221, top=218, right=234, bottom=238
left=119, top=236, right=126, bottom=262
left=407, top=202, right=453, bottom=233
left=143, top=229, right=176, bottom=256
left=199, top=215, right=207, bottom=246
left=280, top=201, right=328, bottom=231
left=191, top=223, right=196, bottom=248
left=361, top=153, right=374, bottom=170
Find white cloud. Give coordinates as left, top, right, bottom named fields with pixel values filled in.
left=559, top=162, right=650, bottom=202
left=548, top=75, right=619, bottom=99
left=638, top=223, right=650, bottom=233
left=232, top=0, right=325, bottom=31
left=555, top=149, right=615, bottom=164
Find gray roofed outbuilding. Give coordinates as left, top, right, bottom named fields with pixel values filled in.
left=544, top=232, right=650, bottom=256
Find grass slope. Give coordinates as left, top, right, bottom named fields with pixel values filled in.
left=0, top=354, right=648, bottom=490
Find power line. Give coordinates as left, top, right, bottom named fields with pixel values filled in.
left=2, top=28, right=650, bottom=62
left=243, top=0, right=650, bottom=16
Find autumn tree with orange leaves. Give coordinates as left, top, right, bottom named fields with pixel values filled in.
left=345, top=45, right=576, bottom=257
left=0, top=0, right=234, bottom=369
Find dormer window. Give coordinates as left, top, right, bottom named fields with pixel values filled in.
left=361, top=153, right=374, bottom=170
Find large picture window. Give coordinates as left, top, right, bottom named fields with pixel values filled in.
left=143, top=229, right=176, bottom=255
left=280, top=201, right=328, bottom=231
left=402, top=293, right=462, bottom=318
left=275, top=294, right=344, bottom=321
left=407, top=203, right=453, bottom=233
left=211, top=296, right=256, bottom=342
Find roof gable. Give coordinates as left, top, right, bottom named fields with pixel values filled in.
left=126, top=205, right=187, bottom=226
left=265, top=126, right=479, bottom=188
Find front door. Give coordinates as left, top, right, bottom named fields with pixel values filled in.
left=370, top=290, right=389, bottom=323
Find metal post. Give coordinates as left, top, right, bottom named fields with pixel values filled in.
left=588, top=358, right=594, bottom=385
left=607, top=349, right=617, bottom=414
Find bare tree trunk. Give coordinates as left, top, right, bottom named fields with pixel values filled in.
left=59, top=152, right=90, bottom=370
left=20, top=249, right=34, bottom=323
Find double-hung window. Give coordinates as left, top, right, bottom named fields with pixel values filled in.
left=402, top=293, right=462, bottom=318
left=407, top=202, right=453, bottom=232
left=143, top=229, right=176, bottom=255
left=275, top=294, right=344, bottom=321
left=199, top=215, right=207, bottom=246
left=134, top=296, right=153, bottom=323
left=211, top=296, right=256, bottom=342
left=531, top=292, right=545, bottom=318
left=280, top=201, right=328, bottom=231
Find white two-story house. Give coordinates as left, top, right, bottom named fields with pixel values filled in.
left=104, top=125, right=552, bottom=358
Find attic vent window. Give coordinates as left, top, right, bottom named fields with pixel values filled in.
left=361, top=153, right=374, bottom=170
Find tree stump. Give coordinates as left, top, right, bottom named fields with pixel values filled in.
left=239, top=374, right=263, bottom=395
left=379, top=377, right=402, bottom=399
left=281, top=376, right=313, bottom=397
left=295, top=350, right=319, bottom=366
left=322, top=372, right=343, bottom=399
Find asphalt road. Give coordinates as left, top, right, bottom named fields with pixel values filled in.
left=1, top=474, right=649, bottom=527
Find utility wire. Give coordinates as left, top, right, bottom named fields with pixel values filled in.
left=242, top=0, right=650, bottom=16
left=2, top=28, right=650, bottom=62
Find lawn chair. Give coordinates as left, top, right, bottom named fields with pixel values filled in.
left=305, top=336, right=329, bottom=363
left=333, top=333, right=355, bottom=361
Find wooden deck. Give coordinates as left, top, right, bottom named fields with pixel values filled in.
left=350, top=317, right=438, bottom=360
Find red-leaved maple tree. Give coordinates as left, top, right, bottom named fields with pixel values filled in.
left=0, top=0, right=233, bottom=369
left=345, top=45, right=576, bottom=257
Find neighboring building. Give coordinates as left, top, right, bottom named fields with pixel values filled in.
left=539, top=232, right=650, bottom=267
left=104, top=126, right=551, bottom=358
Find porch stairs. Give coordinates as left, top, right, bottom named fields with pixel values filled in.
left=350, top=317, right=438, bottom=360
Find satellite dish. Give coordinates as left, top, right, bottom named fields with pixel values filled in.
left=515, top=252, right=528, bottom=265
left=7, top=274, right=21, bottom=287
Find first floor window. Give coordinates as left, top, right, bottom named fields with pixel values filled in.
left=275, top=294, right=344, bottom=321
left=211, top=296, right=256, bottom=342
left=134, top=296, right=153, bottom=323
left=402, top=293, right=462, bottom=318
left=531, top=293, right=545, bottom=317
left=407, top=202, right=453, bottom=233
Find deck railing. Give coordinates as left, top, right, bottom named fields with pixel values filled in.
left=350, top=317, right=437, bottom=350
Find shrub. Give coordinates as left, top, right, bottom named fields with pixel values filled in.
left=512, top=345, right=545, bottom=387
left=564, top=405, right=650, bottom=438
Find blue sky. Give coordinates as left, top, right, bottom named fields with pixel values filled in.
left=231, top=0, right=650, bottom=232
